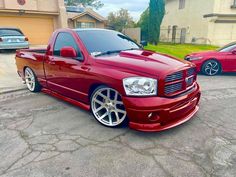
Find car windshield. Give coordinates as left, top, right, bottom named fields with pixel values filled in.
left=218, top=43, right=236, bottom=52
left=76, top=30, right=141, bottom=57
left=0, top=29, right=23, bottom=37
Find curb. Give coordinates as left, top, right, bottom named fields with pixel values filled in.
left=0, top=87, right=27, bottom=95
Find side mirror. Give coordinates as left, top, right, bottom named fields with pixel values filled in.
left=140, top=41, right=148, bottom=47
left=60, top=46, right=77, bottom=58
left=232, top=49, right=236, bottom=54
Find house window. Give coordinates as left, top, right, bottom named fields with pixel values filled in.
left=179, top=0, right=185, bottom=9
left=77, top=22, right=95, bottom=28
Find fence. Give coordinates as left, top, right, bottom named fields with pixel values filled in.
left=160, top=26, right=212, bottom=44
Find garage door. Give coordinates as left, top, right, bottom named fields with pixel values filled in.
left=0, top=16, right=54, bottom=45
left=213, top=23, right=236, bottom=46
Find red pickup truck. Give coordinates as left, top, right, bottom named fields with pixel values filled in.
left=15, top=28, right=201, bottom=132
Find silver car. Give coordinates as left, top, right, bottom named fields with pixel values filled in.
left=0, top=28, right=29, bottom=50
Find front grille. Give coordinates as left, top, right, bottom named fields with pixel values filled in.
left=187, top=68, right=195, bottom=76
left=165, top=82, right=182, bottom=95
left=164, top=67, right=196, bottom=96
left=165, top=71, right=183, bottom=82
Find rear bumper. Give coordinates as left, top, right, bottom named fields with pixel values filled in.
left=0, top=42, right=29, bottom=50
left=123, top=83, right=201, bottom=132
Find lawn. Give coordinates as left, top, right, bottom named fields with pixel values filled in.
left=145, top=43, right=219, bottom=59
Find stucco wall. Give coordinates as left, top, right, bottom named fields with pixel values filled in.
left=161, top=0, right=215, bottom=44
left=213, top=0, right=236, bottom=14
left=0, top=0, right=68, bottom=29
left=210, top=22, right=236, bottom=46
left=1, top=0, right=59, bottom=12
left=0, top=0, right=4, bottom=8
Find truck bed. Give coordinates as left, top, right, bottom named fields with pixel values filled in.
left=17, top=48, right=47, bottom=54
left=15, top=48, right=47, bottom=87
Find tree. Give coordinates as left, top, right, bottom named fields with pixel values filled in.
left=148, top=0, right=165, bottom=44
left=107, top=8, right=135, bottom=32
left=65, top=0, right=103, bottom=9
left=137, top=8, right=149, bottom=41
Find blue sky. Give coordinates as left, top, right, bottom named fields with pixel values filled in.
left=96, top=0, right=149, bottom=21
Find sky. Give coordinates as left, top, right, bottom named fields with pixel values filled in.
left=96, top=0, right=149, bottom=21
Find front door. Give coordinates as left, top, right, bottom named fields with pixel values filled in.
left=44, top=32, right=88, bottom=102
left=226, top=50, right=236, bottom=72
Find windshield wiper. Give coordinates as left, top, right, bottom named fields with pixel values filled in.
left=94, top=50, right=123, bottom=57
left=123, top=48, right=140, bottom=51
left=94, top=48, right=141, bottom=57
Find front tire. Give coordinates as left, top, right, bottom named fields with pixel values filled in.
left=202, top=60, right=221, bottom=76
left=24, top=67, right=41, bottom=92
left=91, top=86, right=127, bottom=127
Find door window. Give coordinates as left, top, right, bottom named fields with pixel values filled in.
left=53, top=32, right=82, bottom=58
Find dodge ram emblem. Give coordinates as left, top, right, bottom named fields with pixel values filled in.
left=185, top=77, right=192, bottom=85
left=17, top=0, right=26, bottom=5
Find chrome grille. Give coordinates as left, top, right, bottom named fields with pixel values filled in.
left=165, top=71, right=183, bottom=82
left=165, top=82, right=182, bottom=95
left=164, top=67, right=196, bottom=96
left=187, top=68, right=195, bottom=76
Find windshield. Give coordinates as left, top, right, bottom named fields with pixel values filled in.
left=76, top=30, right=140, bottom=56
left=0, top=29, right=23, bottom=37
left=218, top=42, right=236, bottom=52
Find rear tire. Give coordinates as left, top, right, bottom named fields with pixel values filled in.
left=24, top=67, right=41, bottom=92
left=201, top=59, right=221, bottom=76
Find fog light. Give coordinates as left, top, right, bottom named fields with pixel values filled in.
left=147, top=112, right=160, bottom=122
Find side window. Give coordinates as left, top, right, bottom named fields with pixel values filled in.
left=53, top=32, right=82, bottom=58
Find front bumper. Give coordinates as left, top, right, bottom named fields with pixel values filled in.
left=0, top=42, right=29, bottom=50
left=122, top=83, right=201, bottom=132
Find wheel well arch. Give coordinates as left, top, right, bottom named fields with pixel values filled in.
left=88, top=84, right=106, bottom=100
left=23, top=66, right=29, bottom=77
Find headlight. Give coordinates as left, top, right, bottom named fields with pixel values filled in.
left=188, top=56, right=203, bottom=61
left=123, top=77, right=157, bottom=96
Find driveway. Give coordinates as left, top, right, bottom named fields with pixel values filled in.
left=0, top=53, right=236, bottom=177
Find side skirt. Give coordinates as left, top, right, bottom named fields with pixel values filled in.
left=41, top=88, right=90, bottom=111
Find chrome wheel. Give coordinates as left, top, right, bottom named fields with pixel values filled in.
left=204, top=60, right=220, bottom=76
left=91, top=87, right=127, bottom=127
left=25, top=68, right=36, bottom=91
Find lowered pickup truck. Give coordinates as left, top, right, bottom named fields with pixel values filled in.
left=15, top=28, right=201, bottom=132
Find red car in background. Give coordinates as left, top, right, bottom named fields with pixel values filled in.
left=185, top=42, right=236, bottom=76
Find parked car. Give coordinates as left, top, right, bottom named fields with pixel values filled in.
left=0, top=27, right=29, bottom=50
left=185, top=42, right=236, bottom=76
left=15, top=28, right=201, bottom=132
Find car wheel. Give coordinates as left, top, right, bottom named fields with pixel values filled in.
left=24, top=67, right=41, bottom=92
left=91, top=86, right=127, bottom=127
left=202, top=60, right=221, bottom=76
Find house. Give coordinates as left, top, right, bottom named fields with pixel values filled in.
left=0, top=0, right=106, bottom=45
left=160, top=0, right=236, bottom=46
left=0, top=0, right=67, bottom=45
left=67, top=6, right=106, bottom=29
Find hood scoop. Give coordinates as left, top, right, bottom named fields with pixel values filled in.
left=120, top=50, right=155, bottom=61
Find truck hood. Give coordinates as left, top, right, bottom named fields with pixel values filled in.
left=95, top=50, right=194, bottom=77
